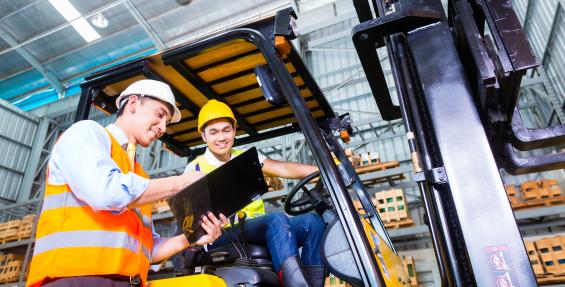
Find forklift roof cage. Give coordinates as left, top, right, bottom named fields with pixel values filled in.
left=77, top=9, right=334, bottom=158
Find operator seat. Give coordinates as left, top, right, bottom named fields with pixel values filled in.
left=184, top=244, right=281, bottom=287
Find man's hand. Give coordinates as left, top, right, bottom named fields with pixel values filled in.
left=194, top=212, right=228, bottom=246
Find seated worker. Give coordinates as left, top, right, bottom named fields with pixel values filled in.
left=26, top=80, right=227, bottom=287
left=179, top=100, right=326, bottom=287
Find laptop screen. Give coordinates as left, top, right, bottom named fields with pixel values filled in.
left=168, top=147, right=268, bottom=243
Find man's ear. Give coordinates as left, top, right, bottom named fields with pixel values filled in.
left=127, top=96, right=140, bottom=114
left=201, top=131, right=207, bottom=143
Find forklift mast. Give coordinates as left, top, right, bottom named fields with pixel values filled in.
left=351, top=0, right=565, bottom=286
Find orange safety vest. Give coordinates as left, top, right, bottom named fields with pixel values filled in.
left=27, top=130, right=154, bottom=287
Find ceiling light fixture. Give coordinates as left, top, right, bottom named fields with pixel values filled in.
left=90, top=13, right=108, bottom=28
left=49, top=0, right=101, bottom=42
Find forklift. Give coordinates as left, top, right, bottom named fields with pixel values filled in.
left=75, top=0, right=564, bottom=286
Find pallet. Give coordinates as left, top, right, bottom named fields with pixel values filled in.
left=525, top=241, right=545, bottom=276
left=384, top=218, right=414, bottom=229
left=521, top=179, right=562, bottom=201
left=361, top=174, right=405, bottom=186
left=0, top=255, right=24, bottom=284
left=537, top=274, right=565, bottom=285
left=535, top=235, right=565, bottom=275
left=511, top=195, right=565, bottom=210
left=17, top=215, right=36, bottom=241
left=0, top=261, right=23, bottom=283
left=355, top=161, right=400, bottom=175
left=0, top=220, right=21, bottom=244
left=311, top=160, right=401, bottom=184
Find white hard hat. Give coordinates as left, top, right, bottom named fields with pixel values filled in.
left=115, top=79, right=181, bottom=123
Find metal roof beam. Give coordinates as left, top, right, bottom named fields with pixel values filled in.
left=123, top=0, right=165, bottom=50
left=170, top=62, right=258, bottom=136
left=0, top=1, right=122, bottom=57
left=0, top=0, right=43, bottom=22
left=0, top=26, right=64, bottom=97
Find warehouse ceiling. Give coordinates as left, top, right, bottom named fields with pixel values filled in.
left=0, top=0, right=290, bottom=110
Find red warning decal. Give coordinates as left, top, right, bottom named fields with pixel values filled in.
left=484, top=245, right=519, bottom=287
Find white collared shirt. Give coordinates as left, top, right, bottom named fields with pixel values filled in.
left=48, top=120, right=167, bottom=266
left=47, top=120, right=149, bottom=212
left=183, top=147, right=267, bottom=173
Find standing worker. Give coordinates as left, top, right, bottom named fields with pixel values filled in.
left=179, top=99, right=326, bottom=287
left=26, top=80, right=227, bottom=287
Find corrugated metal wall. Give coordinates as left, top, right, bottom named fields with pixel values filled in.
left=544, top=5, right=565, bottom=100
left=513, top=0, right=564, bottom=107
left=301, top=7, right=416, bottom=195
left=0, top=99, right=40, bottom=202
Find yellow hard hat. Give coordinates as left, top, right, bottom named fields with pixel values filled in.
left=198, top=99, right=237, bottom=132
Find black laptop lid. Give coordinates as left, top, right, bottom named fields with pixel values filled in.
left=168, top=147, right=268, bottom=243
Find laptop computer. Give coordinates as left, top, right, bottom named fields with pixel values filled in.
left=167, top=147, right=268, bottom=243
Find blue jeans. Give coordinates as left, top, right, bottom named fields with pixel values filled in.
left=211, top=212, right=325, bottom=272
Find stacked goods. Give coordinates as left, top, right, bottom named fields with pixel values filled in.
left=525, top=235, right=565, bottom=284
left=264, top=176, right=284, bottom=191
left=152, top=200, right=171, bottom=214
left=360, top=151, right=380, bottom=166
left=402, top=256, right=418, bottom=286
left=0, top=254, right=24, bottom=283
left=506, top=179, right=564, bottom=210
left=374, top=189, right=413, bottom=228
left=18, top=215, right=36, bottom=240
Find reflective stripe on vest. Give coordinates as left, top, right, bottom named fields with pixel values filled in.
left=27, top=129, right=154, bottom=287
left=34, top=230, right=151, bottom=260
left=190, top=149, right=265, bottom=218
left=41, top=185, right=151, bottom=229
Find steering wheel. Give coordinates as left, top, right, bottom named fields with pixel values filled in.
left=284, top=171, right=329, bottom=216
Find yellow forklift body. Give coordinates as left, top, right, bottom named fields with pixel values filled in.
left=148, top=274, right=227, bottom=287
left=362, top=218, right=411, bottom=287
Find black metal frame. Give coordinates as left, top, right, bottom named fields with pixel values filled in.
left=78, top=61, right=198, bottom=157
left=352, top=0, right=565, bottom=286
left=76, top=14, right=334, bottom=159
left=448, top=0, right=565, bottom=174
